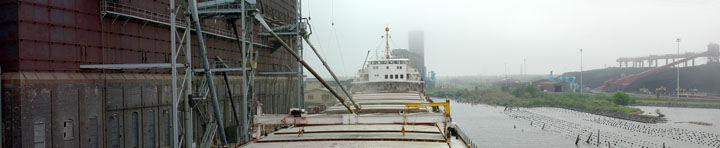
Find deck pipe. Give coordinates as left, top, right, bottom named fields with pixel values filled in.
left=183, top=16, right=193, bottom=148
left=188, top=0, right=229, bottom=146
left=295, top=0, right=305, bottom=113
left=216, top=57, right=242, bottom=127
left=253, top=13, right=355, bottom=114
left=238, top=0, right=249, bottom=142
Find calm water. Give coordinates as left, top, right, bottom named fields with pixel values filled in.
left=437, top=98, right=720, bottom=148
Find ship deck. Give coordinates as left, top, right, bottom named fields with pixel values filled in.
left=243, top=92, right=468, bottom=148
left=324, top=92, right=430, bottom=114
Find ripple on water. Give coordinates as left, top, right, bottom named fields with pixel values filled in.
left=440, top=98, right=720, bottom=148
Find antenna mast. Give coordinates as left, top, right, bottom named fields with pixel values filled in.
left=385, top=26, right=390, bottom=59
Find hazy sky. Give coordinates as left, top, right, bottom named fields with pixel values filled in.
left=300, top=0, right=720, bottom=77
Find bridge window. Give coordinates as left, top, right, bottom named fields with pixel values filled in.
left=322, top=94, right=330, bottom=101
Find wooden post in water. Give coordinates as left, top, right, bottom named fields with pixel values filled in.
left=597, top=129, right=601, bottom=146
left=575, top=134, right=581, bottom=145
left=586, top=132, right=592, bottom=143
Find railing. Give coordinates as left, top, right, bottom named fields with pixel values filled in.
left=99, top=0, right=245, bottom=41
left=454, top=125, right=478, bottom=148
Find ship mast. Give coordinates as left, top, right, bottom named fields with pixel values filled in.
left=385, top=26, right=390, bottom=59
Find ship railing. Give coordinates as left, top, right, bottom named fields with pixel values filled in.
left=454, top=125, right=478, bottom=148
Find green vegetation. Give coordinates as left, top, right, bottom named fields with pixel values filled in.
left=636, top=99, right=720, bottom=105
left=428, top=85, right=642, bottom=114
left=611, top=91, right=635, bottom=105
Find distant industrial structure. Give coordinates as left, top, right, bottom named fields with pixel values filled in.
left=408, top=31, right=425, bottom=79
left=388, top=30, right=429, bottom=89
left=616, top=43, right=720, bottom=68
left=604, top=43, right=720, bottom=91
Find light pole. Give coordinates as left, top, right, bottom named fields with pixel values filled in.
left=676, top=38, right=680, bottom=100
left=505, top=63, right=508, bottom=87
left=523, top=58, right=527, bottom=83
left=580, top=48, right=583, bottom=94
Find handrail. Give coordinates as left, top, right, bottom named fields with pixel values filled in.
left=454, top=125, right=478, bottom=148
left=100, top=0, right=259, bottom=44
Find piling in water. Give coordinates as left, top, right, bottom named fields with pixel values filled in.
left=586, top=132, right=592, bottom=143
left=597, top=129, right=601, bottom=146
left=575, top=134, right=581, bottom=145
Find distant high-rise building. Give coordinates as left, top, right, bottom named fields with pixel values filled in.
left=408, top=31, right=425, bottom=78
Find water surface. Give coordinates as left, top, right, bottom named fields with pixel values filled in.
left=440, top=98, right=720, bottom=148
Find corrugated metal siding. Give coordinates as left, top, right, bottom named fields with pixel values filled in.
left=141, top=84, right=159, bottom=148
left=79, top=83, right=103, bottom=148
left=2, top=73, right=301, bottom=147
left=106, top=83, right=125, bottom=148
left=21, top=84, right=52, bottom=148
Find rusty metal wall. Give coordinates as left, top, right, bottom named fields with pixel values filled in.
left=0, top=0, right=19, bottom=72
left=1, top=0, right=302, bottom=147
left=1, top=0, right=299, bottom=74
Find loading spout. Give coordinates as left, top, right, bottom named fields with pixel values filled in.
left=303, top=36, right=362, bottom=110
left=253, top=13, right=356, bottom=114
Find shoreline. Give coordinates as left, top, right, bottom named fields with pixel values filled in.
left=449, top=99, right=667, bottom=123
left=632, top=102, right=720, bottom=109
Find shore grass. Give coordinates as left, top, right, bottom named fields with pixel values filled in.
left=636, top=99, right=720, bottom=105
left=428, top=86, right=642, bottom=114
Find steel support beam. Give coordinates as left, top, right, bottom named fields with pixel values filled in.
left=189, top=0, right=229, bottom=146
left=239, top=0, right=249, bottom=142
left=258, top=32, right=300, bottom=36
left=192, top=67, right=250, bottom=72
left=80, top=63, right=185, bottom=69
left=253, top=13, right=355, bottom=114
left=257, top=72, right=298, bottom=75
left=183, top=16, right=194, bottom=148
left=295, top=0, right=304, bottom=111
left=198, top=9, right=243, bottom=15
left=170, top=0, right=179, bottom=147
left=197, top=0, right=239, bottom=9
